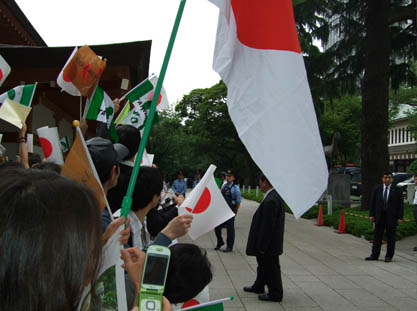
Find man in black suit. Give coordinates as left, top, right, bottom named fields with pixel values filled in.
left=365, top=172, right=404, bottom=262
left=243, top=174, right=285, bottom=302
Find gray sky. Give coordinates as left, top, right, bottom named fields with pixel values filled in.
left=15, top=0, right=221, bottom=106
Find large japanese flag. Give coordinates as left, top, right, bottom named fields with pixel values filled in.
left=36, top=126, right=64, bottom=165
left=178, top=164, right=234, bottom=240
left=209, top=0, right=328, bottom=218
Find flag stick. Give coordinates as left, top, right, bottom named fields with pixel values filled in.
left=79, top=96, right=82, bottom=120
left=180, top=297, right=234, bottom=311
left=120, top=0, right=187, bottom=219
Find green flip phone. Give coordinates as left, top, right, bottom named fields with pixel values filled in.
left=138, top=245, right=171, bottom=311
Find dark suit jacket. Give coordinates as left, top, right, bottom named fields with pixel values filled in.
left=246, top=189, right=285, bottom=256
left=370, top=184, right=404, bottom=227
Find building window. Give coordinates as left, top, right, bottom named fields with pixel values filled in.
left=395, top=129, right=397, bottom=144
left=406, top=129, right=409, bottom=142
left=402, top=128, right=405, bottom=143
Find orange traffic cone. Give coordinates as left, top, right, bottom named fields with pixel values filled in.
left=316, top=205, right=324, bottom=226
left=337, top=209, right=347, bottom=233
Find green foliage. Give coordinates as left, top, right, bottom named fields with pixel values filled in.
left=319, top=95, right=362, bottom=164
left=242, top=193, right=417, bottom=241
left=148, top=82, right=260, bottom=184
left=407, top=159, right=417, bottom=174
left=241, top=189, right=264, bottom=203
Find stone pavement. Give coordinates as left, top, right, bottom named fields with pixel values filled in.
left=179, top=198, right=417, bottom=311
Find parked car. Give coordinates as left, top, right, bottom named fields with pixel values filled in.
left=350, top=172, right=362, bottom=196
left=397, top=176, right=414, bottom=193
left=392, top=172, right=413, bottom=186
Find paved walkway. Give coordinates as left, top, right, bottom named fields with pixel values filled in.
left=180, top=198, right=417, bottom=311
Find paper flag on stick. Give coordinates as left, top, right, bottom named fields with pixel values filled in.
left=178, top=164, right=234, bottom=240
left=26, top=133, right=33, bottom=153
left=61, top=127, right=111, bottom=215
left=36, top=126, right=64, bottom=165
left=0, top=98, right=31, bottom=129
left=0, top=54, right=11, bottom=87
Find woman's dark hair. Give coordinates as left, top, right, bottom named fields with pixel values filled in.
left=131, top=166, right=163, bottom=212
left=0, top=160, right=24, bottom=172
left=0, top=169, right=102, bottom=310
left=164, top=244, right=212, bottom=303
left=33, top=161, right=62, bottom=174
left=116, top=125, right=141, bottom=160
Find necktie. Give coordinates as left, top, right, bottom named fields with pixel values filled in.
left=383, top=186, right=388, bottom=209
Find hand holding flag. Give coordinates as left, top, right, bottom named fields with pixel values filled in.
left=177, top=164, right=234, bottom=240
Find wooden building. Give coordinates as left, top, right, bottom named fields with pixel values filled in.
left=0, top=0, right=151, bottom=159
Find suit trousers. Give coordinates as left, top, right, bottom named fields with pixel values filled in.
left=215, top=216, right=235, bottom=249
left=253, top=254, right=283, bottom=298
left=371, top=210, right=397, bottom=259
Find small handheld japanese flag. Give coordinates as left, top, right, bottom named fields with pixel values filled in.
left=36, top=126, right=64, bottom=165
left=57, top=47, right=81, bottom=96
left=0, top=54, right=11, bottom=87
left=178, top=164, right=234, bottom=240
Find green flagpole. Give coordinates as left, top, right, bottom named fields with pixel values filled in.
left=120, top=0, right=187, bottom=219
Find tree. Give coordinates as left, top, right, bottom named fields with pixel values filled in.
left=322, top=0, right=416, bottom=210
left=175, top=81, right=259, bottom=185
left=319, top=95, right=362, bottom=164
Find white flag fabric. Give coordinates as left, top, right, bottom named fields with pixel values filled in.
left=209, top=0, right=328, bottom=218
left=26, top=133, right=33, bottom=153
left=78, top=227, right=127, bottom=311
left=36, top=126, right=64, bottom=165
left=178, top=164, right=234, bottom=240
left=141, top=149, right=154, bottom=166
left=0, top=54, right=11, bottom=87
left=57, top=47, right=81, bottom=96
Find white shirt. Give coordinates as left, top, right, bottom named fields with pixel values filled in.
left=128, top=210, right=150, bottom=249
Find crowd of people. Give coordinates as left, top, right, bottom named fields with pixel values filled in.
left=0, top=109, right=214, bottom=310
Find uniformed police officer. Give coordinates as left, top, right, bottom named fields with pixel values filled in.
left=214, top=169, right=242, bottom=252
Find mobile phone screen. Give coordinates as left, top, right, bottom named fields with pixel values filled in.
left=143, top=254, right=169, bottom=286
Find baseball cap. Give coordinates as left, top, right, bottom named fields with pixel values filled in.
left=86, top=137, right=129, bottom=178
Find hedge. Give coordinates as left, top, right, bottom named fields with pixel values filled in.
left=241, top=189, right=417, bottom=241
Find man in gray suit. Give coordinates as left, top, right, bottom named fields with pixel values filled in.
left=244, top=174, right=285, bottom=302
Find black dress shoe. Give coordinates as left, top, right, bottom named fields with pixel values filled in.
left=413, top=247, right=417, bottom=251
left=214, top=242, right=224, bottom=250
left=365, top=256, right=378, bottom=261
left=243, top=286, right=265, bottom=294
left=384, top=257, right=392, bottom=262
left=222, top=248, right=233, bottom=253
left=258, top=293, right=282, bottom=302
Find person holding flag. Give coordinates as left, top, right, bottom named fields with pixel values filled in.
left=214, top=170, right=241, bottom=252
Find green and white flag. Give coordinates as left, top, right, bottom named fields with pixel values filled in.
left=84, top=85, right=118, bottom=142
left=118, top=100, right=160, bottom=131
left=0, top=84, right=37, bottom=107
left=121, top=75, right=169, bottom=110
left=119, top=75, right=170, bottom=131
left=60, top=136, right=70, bottom=153
left=115, top=101, right=131, bottom=125
left=122, top=77, right=154, bottom=103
